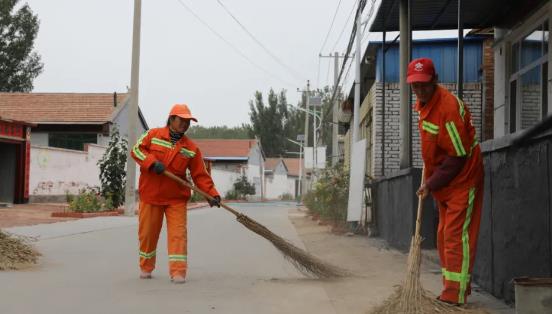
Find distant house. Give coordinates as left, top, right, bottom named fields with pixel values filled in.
left=264, top=158, right=291, bottom=200
left=282, top=158, right=301, bottom=199
left=193, top=139, right=265, bottom=200
left=0, top=92, right=148, bottom=150
left=0, top=92, right=148, bottom=202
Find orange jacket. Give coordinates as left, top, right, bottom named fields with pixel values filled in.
left=131, top=127, right=219, bottom=205
left=415, top=85, right=483, bottom=201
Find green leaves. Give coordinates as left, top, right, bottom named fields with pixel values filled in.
left=0, top=0, right=43, bottom=92
left=97, top=126, right=128, bottom=209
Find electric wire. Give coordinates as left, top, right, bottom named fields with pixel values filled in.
left=215, top=0, right=305, bottom=82
left=174, top=0, right=298, bottom=88
left=319, top=0, right=344, bottom=53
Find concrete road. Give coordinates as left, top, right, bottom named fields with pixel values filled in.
left=1, top=202, right=336, bottom=314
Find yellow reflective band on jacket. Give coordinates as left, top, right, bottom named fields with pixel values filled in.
left=151, top=138, right=173, bottom=149
left=139, top=250, right=156, bottom=259
left=133, top=131, right=149, bottom=161
left=446, top=121, right=467, bottom=156
left=180, top=148, right=196, bottom=158
left=168, top=254, right=187, bottom=262
left=469, top=135, right=479, bottom=156
left=422, top=120, right=439, bottom=135
left=455, top=96, right=466, bottom=121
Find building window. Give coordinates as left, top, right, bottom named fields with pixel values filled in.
left=48, top=133, right=97, bottom=151
left=509, top=20, right=549, bottom=132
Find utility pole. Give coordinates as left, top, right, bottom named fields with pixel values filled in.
left=332, top=52, right=339, bottom=165
left=124, top=0, right=141, bottom=216
left=319, top=52, right=345, bottom=166
left=297, top=81, right=310, bottom=195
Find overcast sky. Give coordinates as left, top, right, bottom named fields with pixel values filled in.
left=24, top=0, right=365, bottom=128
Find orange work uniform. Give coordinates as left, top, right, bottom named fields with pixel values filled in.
left=415, top=85, right=484, bottom=304
left=131, top=126, right=219, bottom=278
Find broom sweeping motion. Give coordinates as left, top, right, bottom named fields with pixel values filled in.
left=163, top=171, right=348, bottom=279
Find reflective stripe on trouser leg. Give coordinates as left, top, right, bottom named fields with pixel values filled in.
left=165, top=203, right=188, bottom=278
left=138, top=202, right=165, bottom=273
left=439, top=185, right=483, bottom=304
left=436, top=200, right=447, bottom=287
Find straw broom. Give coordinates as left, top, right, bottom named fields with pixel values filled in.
left=369, top=168, right=487, bottom=314
left=0, top=230, right=40, bottom=270
left=163, top=171, right=348, bottom=279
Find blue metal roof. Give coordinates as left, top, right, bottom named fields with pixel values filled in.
left=375, top=40, right=483, bottom=83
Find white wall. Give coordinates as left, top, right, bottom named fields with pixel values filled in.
left=246, top=144, right=264, bottom=199
left=30, top=144, right=140, bottom=200
left=264, top=162, right=291, bottom=199
left=30, top=144, right=105, bottom=197
left=210, top=167, right=241, bottom=197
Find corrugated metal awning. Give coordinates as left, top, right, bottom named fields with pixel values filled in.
left=370, top=0, right=549, bottom=32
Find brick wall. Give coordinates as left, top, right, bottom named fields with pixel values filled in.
left=370, top=82, right=483, bottom=178
left=483, top=38, right=495, bottom=140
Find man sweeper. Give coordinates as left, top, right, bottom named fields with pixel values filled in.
left=131, top=104, right=221, bottom=284
left=408, top=58, right=484, bottom=305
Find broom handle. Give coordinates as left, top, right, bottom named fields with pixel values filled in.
left=413, top=167, right=426, bottom=237
left=163, top=171, right=240, bottom=217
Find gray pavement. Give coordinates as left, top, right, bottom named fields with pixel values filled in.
left=1, top=202, right=335, bottom=314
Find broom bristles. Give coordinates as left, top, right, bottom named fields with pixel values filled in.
left=369, top=235, right=488, bottom=314
left=0, top=230, right=40, bottom=270
left=236, top=214, right=349, bottom=279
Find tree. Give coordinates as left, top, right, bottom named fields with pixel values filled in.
left=187, top=124, right=253, bottom=139
left=249, top=89, right=301, bottom=157
left=0, top=0, right=43, bottom=92
left=98, top=127, right=128, bottom=209
left=232, top=175, right=255, bottom=200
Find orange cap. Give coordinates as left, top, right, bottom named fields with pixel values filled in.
left=169, top=104, right=197, bottom=122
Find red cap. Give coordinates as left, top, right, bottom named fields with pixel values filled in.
left=406, top=58, right=436, bottom=83
left=169, top=104, right=197, bottom=122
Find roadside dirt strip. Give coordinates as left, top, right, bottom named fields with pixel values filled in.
left=287, top=206, right=513, bottom=314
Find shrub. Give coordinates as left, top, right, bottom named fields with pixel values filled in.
left=302, top=164, right=349, bottom=223
left=280, top=193, right=294, bottom=201
left=189, top=191, right=204, bottom=203
left=68, top=187, right=109, bottom=212
left=233, top=175, right=255, bottom=199
left=98, top=126, right=127, bottom=209
left=224, top=189, right=239, bottom=200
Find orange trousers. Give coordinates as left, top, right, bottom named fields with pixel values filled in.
left=435, top=182, right=483, bottom=304
left=138, top=202, right=188, bottom=278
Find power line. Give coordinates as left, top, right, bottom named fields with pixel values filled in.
left=319, top=0, right=344, bottom=53
left=324, top=0, right=368, bottom=122
left=215, top=0, right=305, bottom=82
left=330, top=0, right=359, bottom=53
left=174, top=0, right=298, bottom=88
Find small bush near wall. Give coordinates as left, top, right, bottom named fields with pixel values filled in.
left=189, top=191, right=204, bottom=203
left=69, top=187, right=112, bottom=212
left=303, top=164, right=349, bottom=223
left=224, top=175, right=256, bottom=200
left=224, top=190, right=239, bottom=200
left=280, top=193, right=294, bottom=201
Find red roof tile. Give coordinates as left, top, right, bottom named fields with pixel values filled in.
left=282, top=158, right=301, bottom=177
left=0, top=92, right=128, bottom=124
left=265, top=158, right=282, bottom=171
left=193, top=139, right=258, bottom=159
